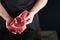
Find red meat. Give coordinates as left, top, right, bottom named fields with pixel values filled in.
left=6, top=10, right=29, bottom=34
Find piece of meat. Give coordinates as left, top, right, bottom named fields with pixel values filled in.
left=6, top=10, right=29, bottom=34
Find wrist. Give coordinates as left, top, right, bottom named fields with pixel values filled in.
left=29, top=11, right=36, bottom=16
left=6, top=16, right=13, bottom=22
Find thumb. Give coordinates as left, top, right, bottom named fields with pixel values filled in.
left=21, top=10, right=29, bottom=19
left=18, top=10, right=29, bottom=18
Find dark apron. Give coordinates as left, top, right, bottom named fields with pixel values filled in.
left=0, top=0, right=40, bottom=40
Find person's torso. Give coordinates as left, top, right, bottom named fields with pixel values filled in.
left=0, top=0, right=40, bottom=31
left=1, top=0, right=37, bottom=18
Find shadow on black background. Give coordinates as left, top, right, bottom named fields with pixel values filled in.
left=38, top=0, right=60, bottom=39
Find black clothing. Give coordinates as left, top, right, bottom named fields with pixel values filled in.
left=0, top=0, right=40, bottom=40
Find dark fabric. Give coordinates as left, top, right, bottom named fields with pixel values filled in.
left=1, top=0, right=37, bottom=18
left=0, top=0, right=40, bottom=40
left=1, top=0, right=40, bottom=31
left=0, top=13, right=40, bottom=32
left=0, top=28, right=41, bottom=40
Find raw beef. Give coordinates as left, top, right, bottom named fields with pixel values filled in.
left=6, top=10, right=29, bottom=34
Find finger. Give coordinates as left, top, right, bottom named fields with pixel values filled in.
left=12, top=32, right=17, bottom=34
left=26, top=19, right=32, bottom=25
left=21, top=11, right=28, bottom=19
left=25, top=15, right=31, bottom=21
left=18, top=10, right=28, bottom=18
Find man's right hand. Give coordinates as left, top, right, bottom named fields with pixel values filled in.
left=6, top=10, right=28, bottom=34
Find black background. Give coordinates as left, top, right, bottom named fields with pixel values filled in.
left=38, top=0, right=60, bottom=39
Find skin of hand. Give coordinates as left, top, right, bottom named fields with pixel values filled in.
left=0, top=3, right=13, bottom=24
left=24, top=0, right=48, bottom=25
left=6, top=18, right=13, bottom=30
left=19, top=10, right=35, bottom=25
left=0, top=0, right=48, bottom=34
left=0, top=0, right=48, bottom=28
left=25, top=12, right=35, bottom=25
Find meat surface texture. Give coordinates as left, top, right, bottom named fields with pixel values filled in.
left=6, top=10, right=29, bottom=34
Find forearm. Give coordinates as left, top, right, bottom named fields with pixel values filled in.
left=29, top=0, right=48, bottom=15
left=0, top=3, right=12, bottom=22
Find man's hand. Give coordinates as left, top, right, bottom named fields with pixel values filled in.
left=6, top=17, right=15, bottom=33
left=25, top=12, right=35, bottom=25
left=6, top=10, right=28, bottom=34
left=6, top=17, right=13, bottom=27
left=24, top=0, right=48, bottom=25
